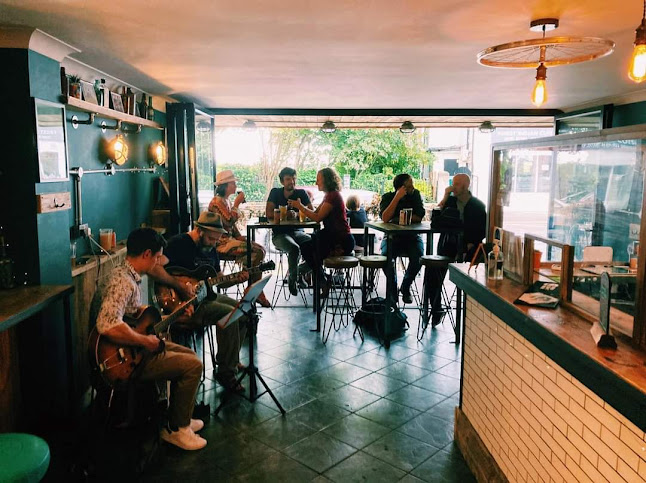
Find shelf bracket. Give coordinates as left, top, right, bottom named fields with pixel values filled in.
left=120, top=123, right=142, bottom=134
left=70, top=113, right=95, bottom=129
left=101, top=119, right=121, bottom=132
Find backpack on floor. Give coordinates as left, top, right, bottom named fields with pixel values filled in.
left=354, top=296, right=407, bottom=341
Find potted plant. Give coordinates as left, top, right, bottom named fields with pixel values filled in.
left=68, top=75, right=81, bottom=99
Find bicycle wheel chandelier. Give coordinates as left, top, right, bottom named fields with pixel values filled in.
left=477, top=18, right=615, bottom=107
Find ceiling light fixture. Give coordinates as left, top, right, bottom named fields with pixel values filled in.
left=399, top=121, right=415, bottom=133
left=243, top=119, right=257, bottom=129
left=477, top=18, right=614, bottom=108
left=196, top=120, right=211, bottom=132
left=321, top=120, right=336, bottom=133
left=629, top=0, right=646, bottom=82
left=478, top=121, right=496, bottom=133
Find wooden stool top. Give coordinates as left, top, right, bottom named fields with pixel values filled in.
left=324, top=256, right=359, bottom=269
left=420, top=255, right=453, bottom=268
left=359, top=255, right=388, bottom=269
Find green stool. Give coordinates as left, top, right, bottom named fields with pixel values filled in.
left=0, top=433, right=50, bottom=482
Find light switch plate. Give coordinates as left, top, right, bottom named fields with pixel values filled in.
left=629, top=223, right=640, bottom=240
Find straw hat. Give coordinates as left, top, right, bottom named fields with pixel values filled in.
left=195, top=212, right=226, bottom=233
left=214, top=169, right=237, bottom=186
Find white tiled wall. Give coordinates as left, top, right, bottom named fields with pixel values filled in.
left=462, top=298, right=646, bottom=483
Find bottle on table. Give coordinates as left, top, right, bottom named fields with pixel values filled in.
left=487, top=242, right=504, bottom=280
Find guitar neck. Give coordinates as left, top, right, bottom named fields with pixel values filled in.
left=209, top=265, right=263, bottom=286
left=154, top=296, right=196, bottom=334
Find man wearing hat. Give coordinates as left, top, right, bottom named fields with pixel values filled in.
left=150, top=211, right=249, bottom=393
left=208, top=169, right=270, bottom=307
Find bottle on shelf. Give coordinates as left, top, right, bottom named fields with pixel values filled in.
left=100, top=79, right=108, bottom=107
left=121, top=86, right=129, bottom=113
left=126, top=87, right=135, bottom=115
left=94, top=79, right=102, bottom=106
left=487, top=242, right=504, bottom=280
left=60, top=67, right=68, bottom=97
left=139, top=93, right=148, bottom=120
left=147, top=95, right=155, bottom=121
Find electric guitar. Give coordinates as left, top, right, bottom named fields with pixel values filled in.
left=154, top=261, right=275, bottom=315
left=88, top=281, right=208, bottom=387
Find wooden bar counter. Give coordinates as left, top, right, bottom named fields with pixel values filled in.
left=449, top=263, right=646, bottom=483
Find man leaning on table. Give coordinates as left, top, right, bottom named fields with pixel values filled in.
left=266, top=167, right=313, bottom=295
left=380, top=173, right=426, bottom=304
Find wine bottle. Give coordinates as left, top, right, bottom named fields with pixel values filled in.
left=139, top=93, right=148, bottom=120
left=94, top=79, right=102, bottom=106
left=60, top=67, right=68, bottom=97
left=100, top=79, right=108, bottom=107
left=147, top=95, right=155, bottom=121
left=126, top=87, right=135, bottom=115
left=121, top=86, right=129, bottom=113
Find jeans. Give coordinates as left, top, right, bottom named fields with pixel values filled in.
left=300, top=229, right=355, bottom=278
left=272, top=231, right=311, bottom=282
left=380, top=235, right=424, bottom=291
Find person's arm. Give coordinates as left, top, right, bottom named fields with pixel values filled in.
left=102, top=321, right=161, bottom=351
left=266, top=201, right=276, bottom=220
left=437, top=186, right=454, bottom=209
left=381, top=188, right=406, bottom=222
left=411, top=190, right=425, bottom=223
left=289, top=198, right=332, bottom=222
left=149, top=264, right=194, bottom=300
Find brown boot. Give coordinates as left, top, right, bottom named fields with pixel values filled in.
left=256, top=291, right=271, bottom=308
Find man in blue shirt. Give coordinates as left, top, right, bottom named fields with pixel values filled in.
left=380, top=173, right=426, bottom=303
left=266, top=167, right=312, bottom=295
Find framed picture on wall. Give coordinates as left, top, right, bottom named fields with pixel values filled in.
left=80, top=80, right=98, bottom=104
left=34, top=99, right=69, bottom=183
left=110, top=91, right=124, bottom=112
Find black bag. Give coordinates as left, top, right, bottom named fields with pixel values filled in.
left=431, top=206, right=463, bottom=230
left=354, top=297, right=407, bottom=340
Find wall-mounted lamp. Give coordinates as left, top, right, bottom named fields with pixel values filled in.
left=478, top=121, right=496, bottom=133
left=629, top=0, right=646, bottom=82
left=321, top=120, right=336, bottom=133
left=242, top=119, right=257, bottom=129
left=107, top=134, right=129, bottom=166
left=150, top=141, right=167, bottom=166
left=196, top=120, right=212, bottom=132
left=399, top=121, right=415, bottom=133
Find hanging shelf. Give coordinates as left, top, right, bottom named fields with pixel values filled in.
left=65, top=96, right=164, bottom=130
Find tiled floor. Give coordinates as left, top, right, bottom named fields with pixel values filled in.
left=137, top=288, right=475, bottom=483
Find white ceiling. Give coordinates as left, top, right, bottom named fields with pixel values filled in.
left=2, top=0, right=646, bottom=111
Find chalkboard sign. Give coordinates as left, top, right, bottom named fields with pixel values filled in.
left=599, top=272, right=611, bottom=334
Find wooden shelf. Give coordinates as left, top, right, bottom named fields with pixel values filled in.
left=65, top=96, right=164, bottom=130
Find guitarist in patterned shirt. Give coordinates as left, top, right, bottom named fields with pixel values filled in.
left=150, top=211, right=249, bottom=394
left=90, top=228, right=206, bottom=451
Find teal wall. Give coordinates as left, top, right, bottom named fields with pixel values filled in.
left=612, top=101, right=646, bottom=128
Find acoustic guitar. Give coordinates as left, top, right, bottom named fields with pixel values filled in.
left=88, top=281, right=208, bottom=387
left=154, top=261, right=275, bottom=315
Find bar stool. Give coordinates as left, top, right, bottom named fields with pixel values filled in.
left=321, top=255, right=360, bottom=343
left=270, top=245, right=308, bottom=308
left=418, top=255, right=454, bottom=341
left=359, top=255, right=387, bottom=300
left=0, top=433, right=50, bottom=482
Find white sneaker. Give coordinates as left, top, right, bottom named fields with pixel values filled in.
left=160, top=426, right=207, bottom=450
left=190, top=418, right=204, bottom=432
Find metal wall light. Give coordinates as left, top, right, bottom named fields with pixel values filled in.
left=196, top=120, right=212, bottom=132
left=321, top=120, right=337, bottom=133
left=107, top=134, right=129, bottom=166
left=629, top=0, right=646, bottom=82
left=242, top=119, right=257, bottom=129
left=399, top=121, right=415, bottom=133
left=150, top=141, right=167, bottom=166
left=478, top=121, right=496, bottom=133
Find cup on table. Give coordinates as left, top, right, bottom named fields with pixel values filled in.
left=99, top=228, right=113, bottom=252
left=274, top=208, right=281, bottom=224
left=630, top=257, right=638, bottom=269
left=533, top=250, right=542, bottom=270
left=279, top=205, right=287, bottom=221
left=404, top=208, right=413, bottom=225
left=299, top=210, right=307, bottom=222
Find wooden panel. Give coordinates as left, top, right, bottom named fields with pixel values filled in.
left=66, top=96, right=163, bottom=130
left=36, top=191, right=71, bottom=213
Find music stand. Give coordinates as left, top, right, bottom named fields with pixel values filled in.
left=213, top=275, right=286, bottom=416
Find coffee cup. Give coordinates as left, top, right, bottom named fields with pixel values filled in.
left=274, top=208, right=281, bottom=224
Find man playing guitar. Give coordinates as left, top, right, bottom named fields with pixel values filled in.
left=150, top=211, right=250, bottom=394
left=90, top=228, right=206, bottom=451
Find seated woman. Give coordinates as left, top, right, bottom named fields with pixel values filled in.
left=289, top=167, right=354, bottom=291
left=208, top=169, right=270, bottom=307
left=346, top=194, right=368, bottom=248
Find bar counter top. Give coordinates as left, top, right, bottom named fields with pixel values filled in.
left=449, top=262, right=646, bottom=432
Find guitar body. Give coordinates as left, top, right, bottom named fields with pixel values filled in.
left=88, top=306, right=162, bottom=387
left=155, top=274, right=198, bottom=315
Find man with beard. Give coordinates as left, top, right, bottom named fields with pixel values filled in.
left=266, top=167, right=312, bottom=295
left=150, top=211, right=249, bottom=393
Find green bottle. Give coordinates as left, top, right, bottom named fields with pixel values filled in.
left=147, top=95, right=155, bottom=121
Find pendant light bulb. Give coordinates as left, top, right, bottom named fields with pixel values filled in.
left=629, top=2, right=646, bottom=83
left=531, top=63, right=548, bottom=107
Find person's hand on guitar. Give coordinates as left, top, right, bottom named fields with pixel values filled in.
left=142, top=334, right=164, bottom=353
left=237, top=270, right=250, bottom=285
left=183, top=304, right=195, bottom=318
left=177, top=281, right=195, bottom=300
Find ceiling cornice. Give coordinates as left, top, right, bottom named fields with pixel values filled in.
left=0, top=26, right=80, bottom=61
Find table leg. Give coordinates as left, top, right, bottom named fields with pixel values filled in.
left=362, top=226, right=369, bottom=308
left=422, top=232, right=432, bottom=327
left=312, top=227, right=321, bottom=332
left=383, top=234, right=395, bottom=347
left=246, top=225, right=253, bottom=288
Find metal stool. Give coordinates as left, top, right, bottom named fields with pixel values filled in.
left=0, top=433, right=50, bottom=482
left=321, top=255, right=360, bottom=343
left=359, top=255, right=387, bottom=300
left=396, top=255, right=422, bottom=310
left=270, top=246, right=308, bottom=308
left=419, top=255, right=454, bottom=340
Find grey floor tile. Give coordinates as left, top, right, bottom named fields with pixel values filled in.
left=322, top=414, right=391, bottom=449
left=235, top=451, right=318, bottom=482
left=377, top=361, right=431, bottom=384
left=422, top=342, right=462, bottom=361
left=248, top=415, right=317, bottom=450
left=264, top=383, right=317, bottom=412
left=369, top=344, right=419, bottom=361
left=403, top=352, right=453, bottom=371
left=319, top=361, right=372, bottom=383
left=288, top=399, right=351, bottom=431
left=346, top=351, right=392, bottom=371
left=411, top=443, right=476, bottom=483
left=350, top=372, right=408, bottom=397
left=293, top=373, right=347, bottom=398
left=397, top=412, right=455, bottom=448
left=212, top=396, right=281, bottom=433
left=324, top=451, right=407, bottom=483
left=206, top=432, right=278, bottom=475
left=426, top=398, right=458, bottom=423
left=319, top=384, right=382, bottom=412
left=435, top=361, right=462, bottom=379
left=356, top=399, right=421, bottom=429
left=283, top=431, right=358, bottom=473
left=398, top=475, right=426, bottom=482
left=385, top=385, right=447, bottom=411
left=364, top=432, right=441, bottom=472
left=412, top=372, right=461, bottom=397
left=323, top=342, right=368, bottom=361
